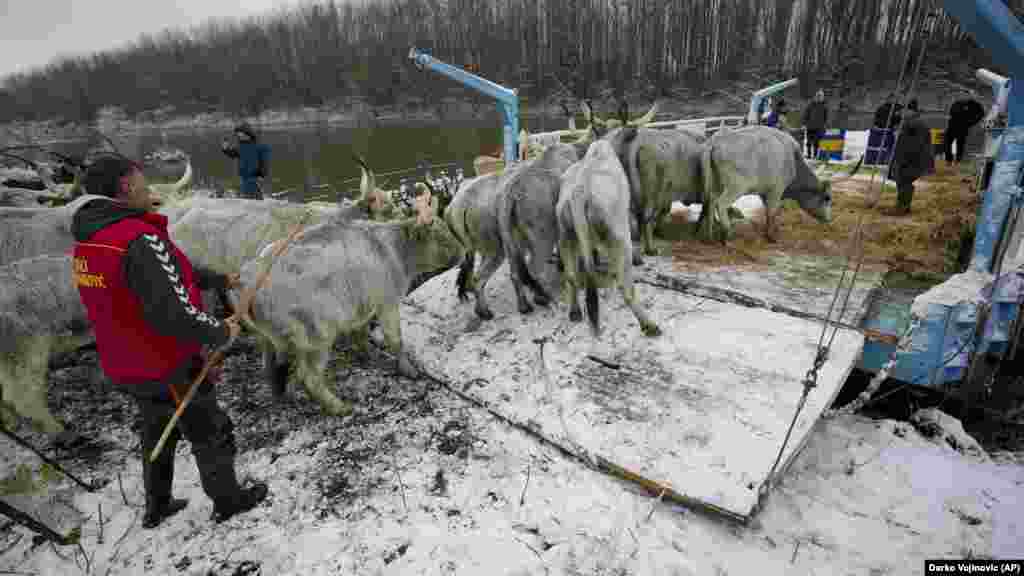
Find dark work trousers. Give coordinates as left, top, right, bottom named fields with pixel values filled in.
left=897, top=179, right=916, bottom=212
left=944, top=127, right=968, bottom=163
left=239, top=177, right=263, bottom=199
left=134, top=378, right=242, bottom=514
left=806, top=129, right=824, bottom=159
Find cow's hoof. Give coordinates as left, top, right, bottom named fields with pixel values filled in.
left=533, top=293, right=552, bottom=307
left=324, top=399, right=354, bottom=417
left=398, top=357, right=420, bottom=379
left=518, top=301, right=534, bottom=315
left=456, top=290, right=470, bottom=302
left=641, top=323, right=662, bottom=337
left=475, top=307, right=494, bottom=321
left=632, top=254, right=644, bottom=266
left=52, top=429, right=83, bottom=449
left=569, top=308, right=582, bottom=322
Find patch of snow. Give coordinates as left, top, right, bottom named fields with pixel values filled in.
left=910, top=269, right=994, bottom=319
left=5, top=410, right=1021, bottom=575
left=670, top=194, right=765, bottom=223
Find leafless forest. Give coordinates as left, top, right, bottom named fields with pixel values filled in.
left=2, top=0, right=1022, bottom=124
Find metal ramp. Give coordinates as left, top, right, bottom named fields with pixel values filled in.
left=399, top=254, right=885, bottom=521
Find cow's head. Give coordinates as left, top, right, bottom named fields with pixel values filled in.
left=353, top=154, right=394, bottom=220
left=581, top=100, right=659, bottom=139
left=407, top=185, right=465, bottom=272
left=809, top=155, right=864, bottom=222
left=808, top=179, right=834, bottom=223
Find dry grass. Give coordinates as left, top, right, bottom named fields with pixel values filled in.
left=666, top=160, right=980, bottom=277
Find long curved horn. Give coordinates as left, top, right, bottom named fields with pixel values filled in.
left=352, top=154, right=376, bottom=200
left=829, top=154, right=865, bottom=183
left=632, top=101, right=659, bottom=125
left=582, top=100, right=606, bottom=128
left=580, top=100, right=594, bottom=125
left=170, top=160, right=193, bottom=194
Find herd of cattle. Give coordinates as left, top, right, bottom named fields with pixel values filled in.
left=0, top=113, right=861, bottom=445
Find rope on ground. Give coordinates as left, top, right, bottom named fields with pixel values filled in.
left=0, top=498, right=79, bottom=546
left=0, top=425, right=101, bottom=492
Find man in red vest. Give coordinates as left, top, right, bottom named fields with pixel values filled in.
left=71, top=156, right=268, bottom=529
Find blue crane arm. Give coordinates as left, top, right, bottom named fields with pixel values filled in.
left=408, top=48, right=517, bottom=104
left=408, top=47, right=520, bottom=165
left=940, top=1, right=1024, bottom=81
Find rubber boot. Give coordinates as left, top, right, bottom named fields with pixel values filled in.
left=141, top=421, right=188, bottom=529
left=212, top=482, right=269, bottom=523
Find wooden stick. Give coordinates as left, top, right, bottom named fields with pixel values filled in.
left=149, top=212, right=312, bottom=463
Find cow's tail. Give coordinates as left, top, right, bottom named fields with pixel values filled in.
left=569, top=185, right=599, bottom=333
left=445, top=201, right=475, bottom=300
left=698, top=143, right=718, bottom=241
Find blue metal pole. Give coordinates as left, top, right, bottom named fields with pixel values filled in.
left=409, top=47, right=520, bottom=166
left=939, top=0, right=1024, bottom=272
left=938, top=1, right=1024, bottom=359
left=939, top=1, right=1024, bottom=81
left=747, top=78, right=799, bottom=125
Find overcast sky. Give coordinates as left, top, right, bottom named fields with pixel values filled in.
left=0, top=0, right=308, bottom=79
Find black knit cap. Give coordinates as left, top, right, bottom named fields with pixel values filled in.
left=82, top=155, right=142, bottom=198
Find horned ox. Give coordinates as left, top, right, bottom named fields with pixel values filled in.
left=446, top=143, right=577, bottom=320
left=0, top=254, right=91, bottom=444
left=700, top=125, right=862, bottom=242
left=580, top=100, right=659, bottom=140
left=556, top=133, right=661, bottom=337
left=236, top=191, right=464, bottom=416
left=602, top=126, right=705, bottom=264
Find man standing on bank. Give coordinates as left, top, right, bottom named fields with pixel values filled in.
left=801, top=89, right=829, bottom=160
left=71, top=156, right=269, bottom=529
left=222, top=122, right=271, bottom=199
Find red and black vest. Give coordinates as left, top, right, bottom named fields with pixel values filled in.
left=73, top=211, right=205, bottom=385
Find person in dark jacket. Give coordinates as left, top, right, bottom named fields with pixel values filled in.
left=71, top=156, right=269, bottom=529
left=221, top=123, right=271, bottom=199
left=832, top=98, right=852, bottom=132
left=944, top=94, right=986, bottom=164
left=801, top=89, right=829, bottom=159
left=874, top=94, right=903, bottom=130
left=887, top=99, right=935, bottom=214
left=765, top=98, right=789, bottom=128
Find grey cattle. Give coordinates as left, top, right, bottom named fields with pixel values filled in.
left=0, top=194, right=109, bottom=266
left=556, top=135, right=661, bottom=338
left=446, top=143, right=576, bottom=320
left=0, top=254, right=91, bottom=444
left=700, top=125, right=861, bottom=242
left=237, top=195, right=464, bottom=416
left=603, top=126, right=705, bottom=263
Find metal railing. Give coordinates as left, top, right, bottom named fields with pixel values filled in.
left=523, top=114, right=746, bottom=149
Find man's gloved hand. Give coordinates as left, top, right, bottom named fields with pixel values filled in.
left=224, top=316, right=241, bottom=349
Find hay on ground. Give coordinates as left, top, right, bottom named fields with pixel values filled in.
left=666, top=164, right=980, bottom=277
